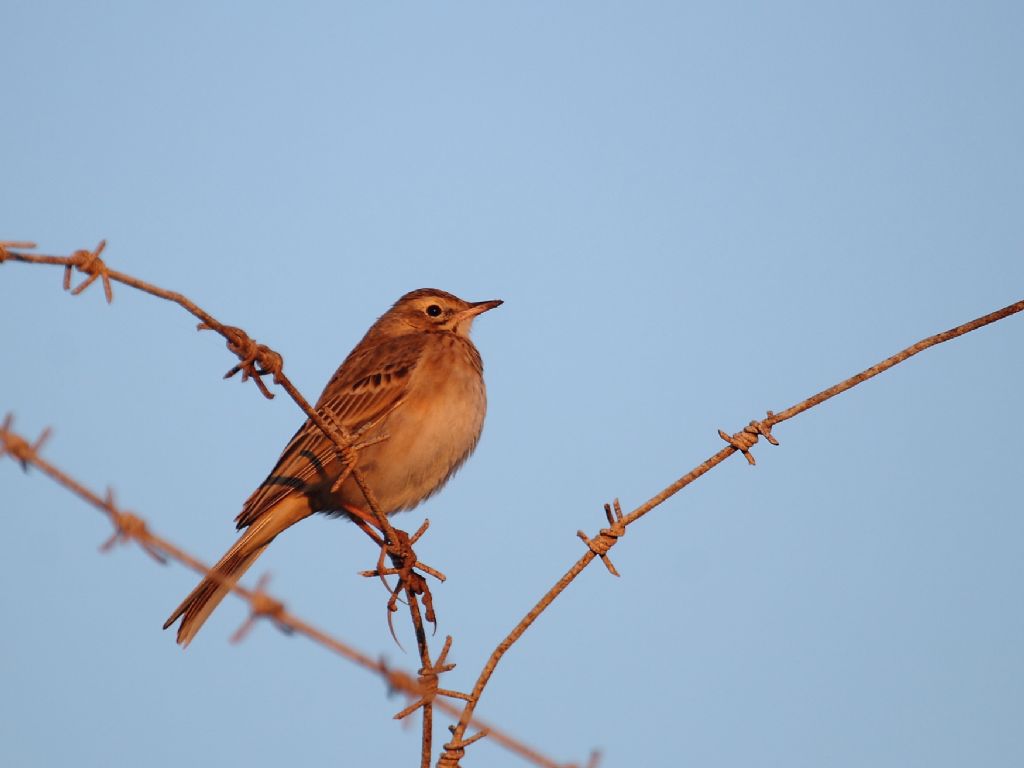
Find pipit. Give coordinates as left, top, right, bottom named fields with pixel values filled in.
left=164, top=288, right=502, bottom=645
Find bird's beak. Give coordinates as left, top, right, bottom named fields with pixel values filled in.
left=460, top=299, right=503, bottom=320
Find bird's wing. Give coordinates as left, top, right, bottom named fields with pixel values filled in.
left=235, top=334, right=426, bottom=529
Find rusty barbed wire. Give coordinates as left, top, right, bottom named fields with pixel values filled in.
left=0, top=414, right=587, bottom=768
left=3, top=239, right=611, bottom=768
left=0, top=243, right=438, bottom=627
left=1, top=240, right=592, bottom=768
left=0, top=241, right=403, bottom=552
left=441, top=296, right=1024, bottom=762
left=576, top=499, right=626, bottom=577
left=6, top=239, right=1021, bottom=767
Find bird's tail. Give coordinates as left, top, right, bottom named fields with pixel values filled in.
left=163, top=496, right=312, bottom=647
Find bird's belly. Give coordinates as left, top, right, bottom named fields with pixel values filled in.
left=338, top=367, right=486, bottom=515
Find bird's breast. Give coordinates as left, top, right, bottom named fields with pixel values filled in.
left=348, top=336, right=487, bottom=514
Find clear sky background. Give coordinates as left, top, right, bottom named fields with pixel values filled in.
left=2, top=3, right=1022, bottom=767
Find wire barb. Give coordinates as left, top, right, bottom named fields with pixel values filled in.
left=0, top=240, right=38, bottom=262
left=98, top=487, right=167, bottom=564
left=197, top=323, right=284, bottom=399
left=1, top=411, right=560, bottom=768
left=0, top=413, right=51, bottom=471
left=717, top=413, right=778, bottom=466
left=231, top=573, right=289, bottom=643
left=393, top=635, right=469, bottom=719
left=576, top=498, right=626, bottom=576
left=12, top=240, right=1018, bottom=768
left=439, top=724, right=491, bottom=767
left=63, top=240, right=113, bottom=303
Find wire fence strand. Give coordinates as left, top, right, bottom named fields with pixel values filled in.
left=4, top=239, right=1021, bottom=767
left=0, top=414, right=584, bottom=768
left=440, top=296, right=1024, bottom=756
left=1, top=240, right=590, bottom=768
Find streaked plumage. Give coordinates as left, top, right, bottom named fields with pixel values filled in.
left=164, top=289, right=501, bottom=645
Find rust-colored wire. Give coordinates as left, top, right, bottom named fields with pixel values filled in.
left=0, top=242, right=439, bottom=638
left=0, top=413, right=412, bottom=683
left=5, top=240, right=1020, bottom=767
left=441, top=297, right=1024, bottom=764
left=0, top=414, right=585, bottom=768
left=0, top=240, right=399, bottom=540
left=1, top=241, right=591, bottom=768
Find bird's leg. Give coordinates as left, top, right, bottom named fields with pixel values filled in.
left=343, top=503, right=386, bottom=546
left=345, top=503, right=408, bottom=601
left=344, top=503, right=402, bottom=601
left=346, top=504, right=444, bottom=581
left=343, top=502, right=414, bottom=644
left=347, top=505, right=445, bottom=644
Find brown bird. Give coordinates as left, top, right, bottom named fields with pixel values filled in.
left=164, top=289, right=502, bottom=646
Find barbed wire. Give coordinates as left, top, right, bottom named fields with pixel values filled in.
left=439, top=295, right=1024, bottom=758
left=0, top=413, right=590, bottom=768
left=3, top=239, right=1021, bottom=766
left=0, top=238, right=472, bottom=762
left=0, top=239, right=592, bottom=768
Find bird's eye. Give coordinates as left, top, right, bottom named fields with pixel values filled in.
left=425, top=304, right=443, bottom=317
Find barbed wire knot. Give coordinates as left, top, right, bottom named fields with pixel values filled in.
left=231, top=574, right=288, bottom=643
left=63, top=240, right=113, bottom=303
left=718, top=412, right=779, bottom=466
left=197, top=324, right=284, bottom=399
left=250, top=591, right=285, bottom=621
left=393, top=635, right=468, bottom=720
left=384, top=664, right=419, bottom=700
left=0, top=414, right=51, bottom=470
left=98, top=488, right=168, bottom=564
left=577, top=498, right=626, bottom=577
left=439, top=725, right=490, bottom=767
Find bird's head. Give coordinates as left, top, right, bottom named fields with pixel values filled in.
left=374, top=289, right=503, bottom=338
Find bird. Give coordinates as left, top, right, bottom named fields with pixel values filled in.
left=163, top=288, right=502, bottom=646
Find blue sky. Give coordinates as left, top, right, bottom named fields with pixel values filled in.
left=2, top=3, right=1022, bottom=766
